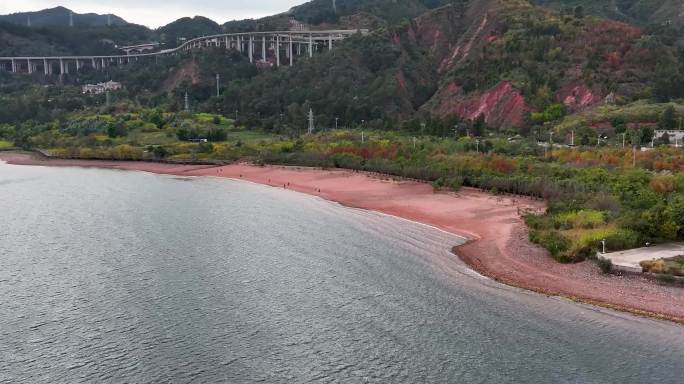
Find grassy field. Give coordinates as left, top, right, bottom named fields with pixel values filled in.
left=0, top=140, right=13, bottom=149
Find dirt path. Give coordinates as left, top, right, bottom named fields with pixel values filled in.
left=3, top=152, right=684, bottom=323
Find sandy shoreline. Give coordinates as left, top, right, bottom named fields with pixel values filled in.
left=2, top=151, right=684, bottom=323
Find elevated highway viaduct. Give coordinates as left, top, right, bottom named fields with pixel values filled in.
left=0, top=29, right=367, bottom=76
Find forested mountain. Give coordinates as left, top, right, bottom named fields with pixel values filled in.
left=0, top=6, right=127, bottom=27
left=290, top=0, right=451, bottom=25
left=157, top=16, right=223, bottom=46
left=2, top=0, right=684, bottom=134
left=0, top=22, right=154, bottom=56
left=532, top=0, right=684, bottom=27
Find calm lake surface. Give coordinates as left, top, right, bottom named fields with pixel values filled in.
left=1, top=162, right=683, bottom=383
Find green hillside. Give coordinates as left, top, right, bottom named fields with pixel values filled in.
left=0, top=6, right=127, bottom=27
left=290, top=0, right=451, bottom=25
left=532, top=0, right=684, bottom=26
left=1, top=0, right=683, bottom=132
left=157, top=16, right=223, bottom=46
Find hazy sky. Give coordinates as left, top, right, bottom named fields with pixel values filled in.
left=0, top=0, right=306, bottom=28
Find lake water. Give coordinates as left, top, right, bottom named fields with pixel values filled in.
left=1, top=162, right=683, bottom=383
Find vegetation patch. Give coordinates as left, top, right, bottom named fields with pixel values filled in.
left=641, top=256, right=684, bottom=277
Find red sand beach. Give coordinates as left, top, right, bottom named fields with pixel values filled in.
left=3, top=152, right=684, bottom=323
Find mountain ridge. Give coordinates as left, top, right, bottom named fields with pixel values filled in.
left=0, top=6, right=128, bottom=27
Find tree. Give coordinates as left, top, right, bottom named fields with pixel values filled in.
left=573, top=6, right=584, bottom=19
left=576, top=125, right=594, bottom=146
left=472, top=114, right=486, bottom=137
left=107, top=121, right=127, bottom=138
left=611, top=116, right=627, bottom=133
left=661, top=132, right=671, bottom=145
left=659, top=106, right=676, bottom=130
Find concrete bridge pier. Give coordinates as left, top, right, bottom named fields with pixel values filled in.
left=27, top=59, right=33, bottom=74
left=309, top=34, right=313, bottom=58
left=262, top=36, right=266, bottom=61
left=43, top=59, right=49, bottom=75
left=11, top=58, right=16, bottom=73
left=249, top=35, right=254, bottom=63
left=289, top=35, right=294, bottom=67
left=75, top=59, right=80, bottom=72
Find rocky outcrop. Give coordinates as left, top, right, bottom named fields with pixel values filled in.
left=556, top=82, right=602, bottom=111
left=430, top=81, right=528, bottom=128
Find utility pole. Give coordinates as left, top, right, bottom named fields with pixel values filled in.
left=549, top=131, right=553, bottom=159
left=633, top=145, right=637, bottom=168
left=235, top=109, right=238, bottom=121
left=335, top=117, right=339, bottom=130
left=476, top=139, right=480, bottom=153
left=413, top=137, right=417, bottom=150
left=308, top=108, right=314, bottom=134
left=361, top=131, right=365, bottom=144
left=215, top=73, right=220, bottom=97
left=184, top=92, right=189, bottom=112
left=105, top=91, right=110, bottom=107
left=571, top=130, right=575, bottom=146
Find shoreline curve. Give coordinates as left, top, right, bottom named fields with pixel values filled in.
left=2, top=151, right=683, bottom=324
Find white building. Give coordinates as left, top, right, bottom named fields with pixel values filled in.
left=655, top=130, right=684, bottom=146
left=82, top=81, right=122, bottom=95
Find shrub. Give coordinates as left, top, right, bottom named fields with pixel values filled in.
left=331, top=153, right=364, bottom=169
left=597, top=257, right=612, bottom=274
left=529, top=230, right=570, bottom=261
left=553, top=210, right=605, bottom=230
left=446, top=176, right=464, bottom=192
left=604, top=229, right=641, bottom=251
left=641, top=256, right=684, bottom=276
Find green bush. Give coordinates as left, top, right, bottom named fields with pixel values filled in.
left=529, top=230, right=570, bottom=261
left=553, top=210, right=605, bottom=230
left=331, top=153, right=364, bottom=169
left=604, top=229, right=641, bottom=251
left=597, top=257, right=612, bottom=274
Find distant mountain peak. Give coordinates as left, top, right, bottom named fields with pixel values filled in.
left=0, top=6, right=127, bottom=27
